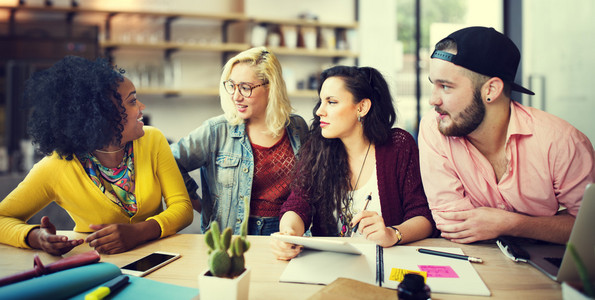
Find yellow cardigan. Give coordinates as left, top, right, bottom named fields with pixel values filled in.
left=0, top=126, right=193, bottom=249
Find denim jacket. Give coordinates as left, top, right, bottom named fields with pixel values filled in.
left=171, top=114, right=309, bottom=234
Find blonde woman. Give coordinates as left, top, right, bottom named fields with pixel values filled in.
left=171, top=47, right=308, bottom=235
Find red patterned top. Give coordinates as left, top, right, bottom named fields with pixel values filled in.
left=250, top=132, right=295, bottom=217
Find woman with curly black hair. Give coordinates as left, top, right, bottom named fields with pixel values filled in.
left=272, top=66, right=437, bottom=260
left=0, top=56, right=193, bottom=255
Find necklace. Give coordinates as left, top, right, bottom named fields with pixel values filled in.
left=94, top=146, right=125, bottom=154
left=338, top=142, right=372, bottom=237
left=348, top=142, right=372, bottom=202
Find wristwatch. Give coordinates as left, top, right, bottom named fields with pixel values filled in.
left=390, top=226, right=402, bottom=246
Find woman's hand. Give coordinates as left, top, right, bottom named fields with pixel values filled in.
left=272, top=211, right=306, bottom=260
left=86, top=220, right=161, bottom=254
left=190, top=194, right=202, bottom=213
left=270, top=230, right=303, bottom=261
left=351, top=211, right=396, bottom=247
left=27, top=216, right=84, bottom=256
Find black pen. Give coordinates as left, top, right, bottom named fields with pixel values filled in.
left=378, top=244, right=383, bottom=287
left=417, top=248, right=483, bottom=263
left=351, top=192, right=372, bottom=237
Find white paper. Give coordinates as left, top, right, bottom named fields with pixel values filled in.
left=279, top=244, right=377, bottom=285
left=279, top=244, right=491, bottom=296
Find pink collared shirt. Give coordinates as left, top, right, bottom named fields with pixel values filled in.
left=419, top=101, right=595, bottom=225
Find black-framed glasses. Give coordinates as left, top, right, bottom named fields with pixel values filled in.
left=222, top=80, right=268, bottom=97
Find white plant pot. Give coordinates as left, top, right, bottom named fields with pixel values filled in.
left=198, top=268, right=251, bottom=300
left=562, top=282, right=593, bottom=300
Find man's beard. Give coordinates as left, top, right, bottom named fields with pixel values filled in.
left=437, top=89, right=485, bottom=137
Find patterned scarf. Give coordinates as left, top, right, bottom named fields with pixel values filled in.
left=81, top=143, right=137, bottom=216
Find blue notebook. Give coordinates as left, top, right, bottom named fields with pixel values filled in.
left=0, top=262, right=198, bottom=300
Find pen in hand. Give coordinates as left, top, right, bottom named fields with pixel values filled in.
left=351, top=192, right=372, bottom=237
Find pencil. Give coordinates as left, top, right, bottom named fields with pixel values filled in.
left=351, top=192, right=372, bottom=237
left=417, top=248, right=483, bottom=263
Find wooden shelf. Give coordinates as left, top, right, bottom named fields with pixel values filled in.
left=2, top=4, right=358, bottom=98
left=100, top=41, right=251, bottom=52
left=101, top=41, right=357, bottom=58
left=0, top=5, right=247, bottom=21
left=1, top=6, right=355, bottom=28
left=266, top=46, right=358, bottom=58
left=289, top=89, right=318, bottom=98
left=137, top=87, right=219, bottom=96
left=250, top=17, right=358, bottom=29
left=3, top=5, right=359, bottom=59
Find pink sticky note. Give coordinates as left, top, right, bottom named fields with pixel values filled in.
left=418, top=265, right=459, bottom=278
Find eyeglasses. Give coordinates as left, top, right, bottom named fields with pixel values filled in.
left=222, top=80, right=268, bottom=97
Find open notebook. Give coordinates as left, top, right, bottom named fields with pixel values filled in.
left=279, top=243, right=490, bottom=296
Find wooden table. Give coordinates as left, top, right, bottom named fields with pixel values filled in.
left=0, top=232, right=562, bottom=299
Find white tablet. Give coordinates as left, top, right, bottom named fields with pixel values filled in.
left=271, top=233, right=362, bottom=255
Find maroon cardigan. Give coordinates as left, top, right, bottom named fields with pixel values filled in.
left=281, top=128, right=438, bottom=237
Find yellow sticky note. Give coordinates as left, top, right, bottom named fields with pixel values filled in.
left=389, top=268, right=428, bottom=282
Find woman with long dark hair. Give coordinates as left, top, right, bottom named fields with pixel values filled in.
left=272, top=66, right=436, bottom=260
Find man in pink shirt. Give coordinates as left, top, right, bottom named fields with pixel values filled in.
left=419, top=26, right=595, bottom=244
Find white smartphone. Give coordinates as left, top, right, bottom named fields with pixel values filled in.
left=120, top=251, right=181, bottom=277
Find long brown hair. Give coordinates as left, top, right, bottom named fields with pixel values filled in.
left=292, top=66, right=396, bottom=235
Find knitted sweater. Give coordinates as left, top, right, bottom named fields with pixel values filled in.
left=281, top=128, right=438, bottom=237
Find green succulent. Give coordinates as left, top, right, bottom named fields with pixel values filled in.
left=567, top=243, right=594, bottom=297
left=204, top=197, right=250, bottom=278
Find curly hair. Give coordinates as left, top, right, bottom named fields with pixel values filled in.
left=293, top=66, right=397, bottom=235
left=219, top=47, right=293, bottom=137
left=25, top=56, right=126, bottom=160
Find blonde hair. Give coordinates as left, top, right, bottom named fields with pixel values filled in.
left=219, top=47, right=293, bottom=137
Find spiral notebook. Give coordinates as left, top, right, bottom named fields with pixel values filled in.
left=279, top=242, right=490, bottom=296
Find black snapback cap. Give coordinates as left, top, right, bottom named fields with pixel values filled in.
left=431, top=26, right=534, bottom=95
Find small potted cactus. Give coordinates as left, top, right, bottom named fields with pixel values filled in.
left=198, top=198, right=251, bottom=300
left=562, top=243, right=594, bottom=300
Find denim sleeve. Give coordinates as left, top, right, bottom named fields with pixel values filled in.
left=170, top=120, right=213, bottom=197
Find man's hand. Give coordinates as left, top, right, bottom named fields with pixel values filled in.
left=28, top=216, right=84, bottom=256
left=436, top=207, right=517, bottom=243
